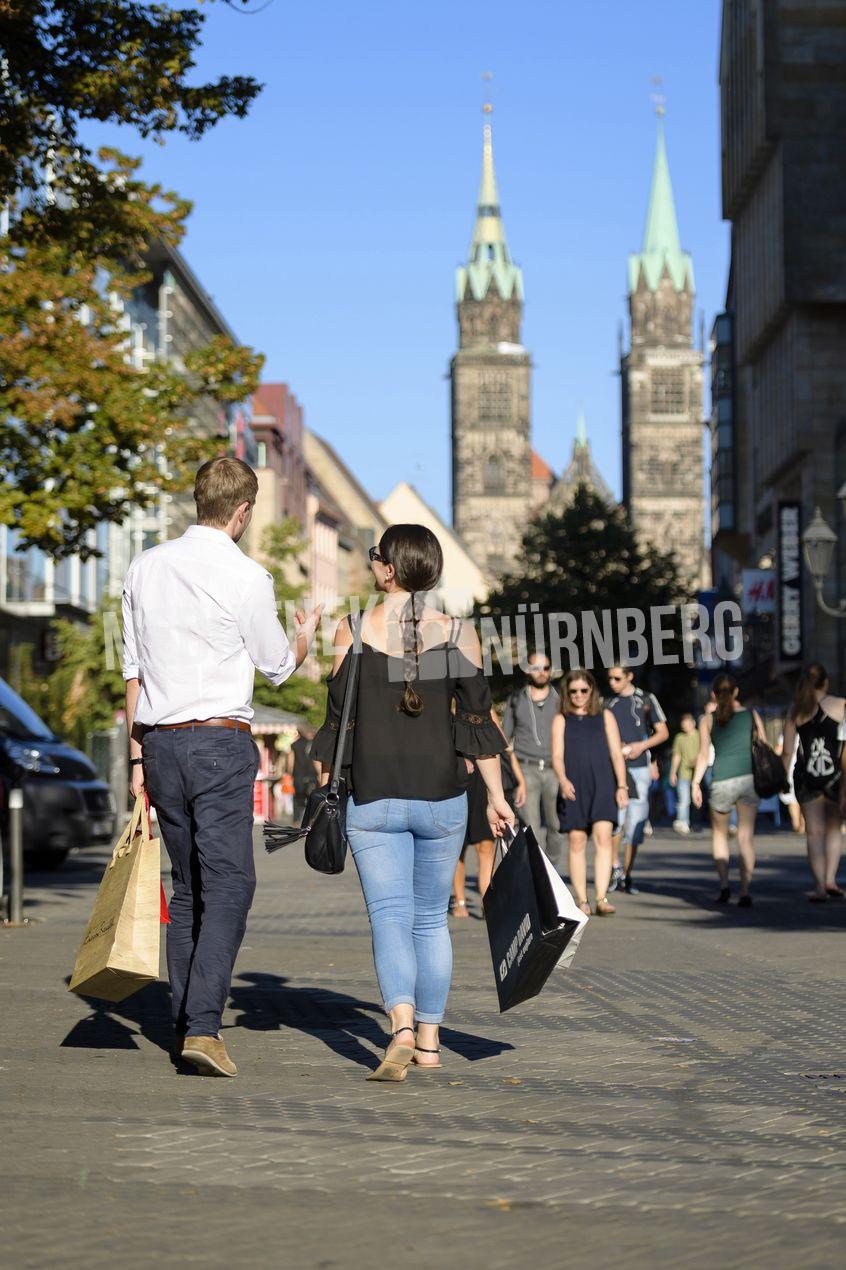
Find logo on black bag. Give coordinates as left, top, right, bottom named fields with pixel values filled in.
left=499, top=912, right=533, bottom=981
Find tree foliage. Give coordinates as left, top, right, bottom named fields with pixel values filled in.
left=0, top=2, right=264, bottom=557
left=480, top=486, right=696, bottom=712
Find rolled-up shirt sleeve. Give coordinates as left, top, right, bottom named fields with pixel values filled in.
left=238, top=571, right=296, bottom=685
left=121, top=571, right=140, bottom=682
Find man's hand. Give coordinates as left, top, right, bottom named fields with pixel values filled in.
left=294, top=604, right=323, bottom=668
left=669, top=772, right=678, bottom=787
left=130, top=763, right=145, bottom=799
left=514, top=779, right=527, bottom=809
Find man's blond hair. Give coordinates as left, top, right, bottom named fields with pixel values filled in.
left=194, top=457, right=258, bottom=526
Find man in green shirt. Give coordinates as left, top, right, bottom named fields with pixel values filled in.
left=669, top=713, right=700, bottom=833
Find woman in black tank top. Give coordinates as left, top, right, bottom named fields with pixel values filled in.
left=782, top=663, right=846, bottom=900
left=312, top=524, right=515, bottom=1081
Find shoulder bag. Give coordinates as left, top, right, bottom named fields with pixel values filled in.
left=264, top=614, right=361, bottom=874
left=750, top=712, right=788, bottom=798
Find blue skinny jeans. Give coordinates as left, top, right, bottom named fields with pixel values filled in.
left=347, top=793, right=467, bottom=1025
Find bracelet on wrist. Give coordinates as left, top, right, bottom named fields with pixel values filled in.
left=129, top=757, right=143, bottom=767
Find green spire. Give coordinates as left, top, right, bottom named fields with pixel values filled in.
left=628, top=114, right=694, bottom=294
left=576, top=404, right=587, bottom=448
left=456, top=121, right=524, bottom=303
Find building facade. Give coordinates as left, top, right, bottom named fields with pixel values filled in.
left=621, top=113, right=707, bottom=591
left=450, top=118, right=533, bottom=581
left=714, top=0, right=846, bottom=678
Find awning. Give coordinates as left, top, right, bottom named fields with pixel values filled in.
left=250, top=704, right=311, bottom=737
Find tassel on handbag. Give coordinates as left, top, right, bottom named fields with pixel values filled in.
left=264, top=614, right=361, bottom=874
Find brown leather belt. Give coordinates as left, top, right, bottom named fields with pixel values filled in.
left=152, top=718, right=252, bottom=735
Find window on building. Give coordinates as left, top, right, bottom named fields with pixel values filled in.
left=483, top=453, right=506, bottom=493
left=479, top=373, right=511, bottom=421
left=256, top=440, right=267, bottom=468
left=650, top=368, right=686, bottom=415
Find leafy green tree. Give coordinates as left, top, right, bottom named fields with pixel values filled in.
left=0, top=1, right=264, bottom=557
left=480, top=486, right=696, bottom=713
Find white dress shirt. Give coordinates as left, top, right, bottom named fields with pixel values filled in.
left=122, top=525, right=297, bottom=725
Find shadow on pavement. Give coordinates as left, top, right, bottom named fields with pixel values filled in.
left=229, top=971, right=514, bottom=1069
left=624, top=846, right=846, bottom=932
left=60, top=977, right=175, bottom=1055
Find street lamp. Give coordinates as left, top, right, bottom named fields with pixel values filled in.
left=802, top=506, right=846, bottom=618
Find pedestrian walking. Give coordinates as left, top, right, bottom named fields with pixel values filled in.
left=552, top=668, right=628, bottom=917
left=781, top=663, right=845, bottom=901
left=289, top=725, right=319, bottom=821
left=123, top=457, right=321, bottom=1077
left=605, top=664, right=669, bottom=894
left=451, top=717, right=525, bottom=917
left=692, top=673, right=766, bottom=907
left=669, top=713, right=699, bottom=833
left=776, top=731, right=805, bottom=835
left=312, top=525, right=514, bottom=1082
left=502, top=652, right=566, bottom=872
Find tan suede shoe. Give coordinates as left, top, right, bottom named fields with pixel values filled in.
left=181, top=1035, right=237, bottom=1077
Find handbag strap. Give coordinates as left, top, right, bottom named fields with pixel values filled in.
left=328, top=612, right=361, bottom=797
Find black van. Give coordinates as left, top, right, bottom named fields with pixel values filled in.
left=0, top=678, right=116, bottom=868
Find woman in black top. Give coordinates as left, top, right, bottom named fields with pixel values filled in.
left=782, top=663, right=846, bottom=900
left=312, top=524, right=514, bottom=1081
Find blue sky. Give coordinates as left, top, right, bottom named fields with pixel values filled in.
left=93, top=0, right=726, bottom=521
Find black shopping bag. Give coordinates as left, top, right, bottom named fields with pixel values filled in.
left=483, top=825, right=589, bottom=1012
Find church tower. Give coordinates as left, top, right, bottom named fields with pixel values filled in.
left=450, top=115, right=532, bottom=580
left=621, top=109, right=706, bottom=590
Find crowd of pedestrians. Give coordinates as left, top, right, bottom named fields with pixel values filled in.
left=122, top=459, right=846, bottom=1080
left=447, top=657, right=846, bottom=920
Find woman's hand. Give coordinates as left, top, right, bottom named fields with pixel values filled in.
left=560, top=777, right=577, bottom=802
left=514, top=779, right=527, bottom=809
left=615, top=787, right=628, bottom=809
left=692, top=782, right=703, bottom=809
left=487, top=794, right=515, bottom=839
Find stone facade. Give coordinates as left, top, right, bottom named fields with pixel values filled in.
left=716, top=0, right=846, bottom=677
left=450, top=123, right=532, bottom=581
left=621, top=120, right=707, bottom=592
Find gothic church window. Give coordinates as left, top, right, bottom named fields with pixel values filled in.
left=651, top=368, right=686, bottom=415
left=479, top=372, right=511, bottom=421
left=484, top=453, right=506, bottom=493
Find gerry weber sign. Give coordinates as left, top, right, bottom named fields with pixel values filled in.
left=777, top=502, right=804, bottom=662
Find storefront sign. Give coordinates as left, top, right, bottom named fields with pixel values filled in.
left=741, top=569, right=776, bottom=616
left=777, top=503, right=803, bottom=662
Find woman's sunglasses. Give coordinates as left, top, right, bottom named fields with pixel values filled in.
left=568, top=687, right=590, bottom=697
left=368, top=546, right=388, bottom=564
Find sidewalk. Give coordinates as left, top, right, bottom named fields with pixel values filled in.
left=3, top=826, right=846, bottom=1268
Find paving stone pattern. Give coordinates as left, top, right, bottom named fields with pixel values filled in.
left=3, top=827, right=846, bottom=1268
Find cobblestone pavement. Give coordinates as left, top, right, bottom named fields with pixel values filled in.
left=3, top=823, right=846, bottom=1269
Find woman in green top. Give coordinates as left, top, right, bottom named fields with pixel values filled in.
left=692, top=673, right=767, bottom=907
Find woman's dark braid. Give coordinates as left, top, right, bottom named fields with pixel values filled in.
left=399, top=589, right=426, bottom=717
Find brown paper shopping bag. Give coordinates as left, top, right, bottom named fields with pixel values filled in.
left=69, top=794, right=161, bottom=1002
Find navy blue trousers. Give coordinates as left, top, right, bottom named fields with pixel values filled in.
left=142, top=726, right=259, bottom=1037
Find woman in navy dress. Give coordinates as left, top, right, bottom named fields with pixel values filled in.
left=551, top=668, right=628, bottom=916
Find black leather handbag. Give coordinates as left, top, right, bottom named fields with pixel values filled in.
left=264, top=616, right=361, bottom=874
left=751, top=733, right=788, bottom=799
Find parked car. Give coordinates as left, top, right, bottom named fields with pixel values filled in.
left=0, top=677, right=117, bottom=869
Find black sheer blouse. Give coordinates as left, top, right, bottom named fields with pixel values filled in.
left=311, top=628, right=507, bottom=805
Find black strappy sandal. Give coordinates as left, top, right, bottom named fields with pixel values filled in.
left=367, top=1027, right=416, bottom=1082
left=412, top=1044, right=443, bottom=1070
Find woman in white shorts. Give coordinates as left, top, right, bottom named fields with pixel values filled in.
left=692, top=673, right=767, bottom=907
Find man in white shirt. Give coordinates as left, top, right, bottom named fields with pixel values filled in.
left=123, top=457, right=320, bottom=1077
